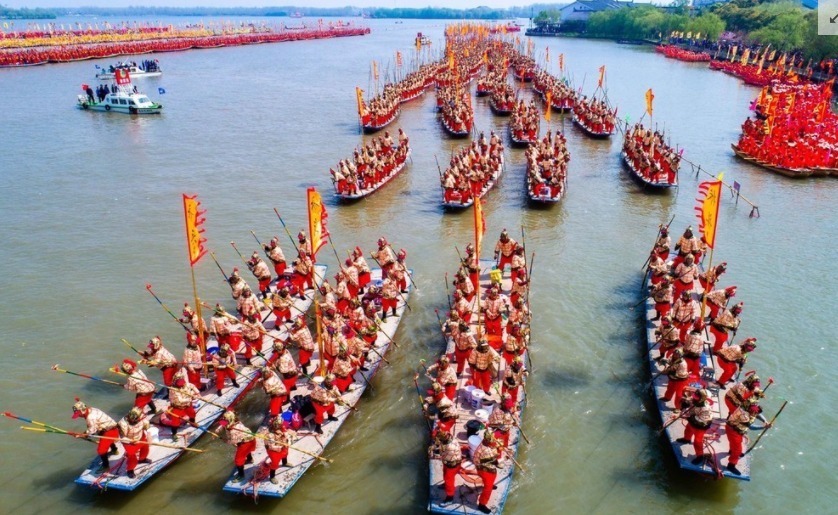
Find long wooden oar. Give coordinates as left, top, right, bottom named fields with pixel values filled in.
left=19, top=426, right=205, bottom=452
left=744, top=400, right=788, bottom=455
left=3, top=411, right=68, bottom=434
left=413, top=373, right=433, bottom=432
left=51, top=364, right=126, bottom=388
left=273, top=208, right=302, bottom=256
left=209, top=251, right=230, bottom=282
left=145, top=284, right=191, bottom=332
left=230, top=241, right=250, bottom=267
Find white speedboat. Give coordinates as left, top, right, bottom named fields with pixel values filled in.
left=77, top=85, right=163, bottom=115
left=96, top=61, right=162, bottom=80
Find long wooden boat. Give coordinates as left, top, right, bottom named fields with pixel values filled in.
left=442, top=155, right=504, bottom=209
left=442, top=115, right=472, bottom=138
left=363, top=107, right=400, bottom=134
left=222, top=267, right=412, bottom=498
left=620, top=150, right=678, bottom=189
left=508, top=125, right=537, bottom=148
left=642, top=262, right=750, bottom=480
left=488, top=97, right=513, bottom=116
left=75, top=264, right=327, bottom=491
left=571, top=113, right=613, bottom=139
left=427, top=259, right=528, bottom=514
left=730, top=144, right=813, bottom=179
left=334, top=146, right=412, bottom=201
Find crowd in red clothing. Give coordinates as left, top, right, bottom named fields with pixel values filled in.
left=735, top=81, right=838, bottom=173
left=532, top=69, right=576, bottom=111
left=438, top=82, right=474, bottom=136
left=573, top=95, right=616, bottom=136
left=526, top=130, right=569, bottom=199
left=509, top=100, right=540, bottom=145
left=440, top=132, right=504, bottom=205
left=656, top=45, right=711, bottom=62
left=0, top=26, right=370, bottom=67
left=330, top=129, right=410, bottom=196
left=623, top=123, right=681, bottom=185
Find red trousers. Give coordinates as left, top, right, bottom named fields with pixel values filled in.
left=234, top=440, right=257, bottom=466
left=708, top=302, right=722, bottom=321
left=242, top=337, right=259, bottom=361
left=382, top=297, right=398, bottom=313
left=663, top=377, right=687, bottom=409
left=313, top=401, right=335, bottom=424
left=717, top=357, right=739, bottom=384
left=123, top=438, right=150, bottom=472
left=442, top=463, right=460, bottom=497
left=187, top=368, right=202, bottom=389
left=298, top=349, right=313, bottom=367
left=166, top=405, right=196, bottom=427
left=96, top=428, right=120, bottom=456
left=672, top=279, right=692, bottom=300
left=436, top=417, right=456, bottom=434
left=134, top=392, right=154, bottom=410
left=655, top=302, right=671, bottom=318
left=444, top=383, right=456, bottom=400
left=268, top=394, right=288, bottom=417
left=650, top=274, right=664, bottom=286
left=684, top=424, right=708, bottom=458
left=485, top=316, right=501, bottom=335
left=675, top=320, right=692, bottom=342
left=215, top=367, right=237, bottom=390
left=334, top=374, right=353, bottom=393
left=502, top=384, right=520, bottom=400
left=267, top=447, right=289, bottom=470
left=273, top=262, right=286, bottom=277
left=358, top=272, right=371, bottom=288
left=498, top=254, right=512, bottom=271
left=710, top=326, right=730, bottom=352
left=273, top=308, right=291, bottom=324
left=281, top=374, right=298, bottom=394
left=726, top=425, right=744, bottom=465
left=685, top=356, right=701, bottom=377
left=477, top=468, right=497, bottom=505
left=228, top=332, right=243, bottom=353
left=454, top=348, right=471, bottom=375
left=161, top=365, right=177, bottom=387
left=502, top=350, right=521, bottom=366
left=473, top=368, right=493, bottom=394
left=258, top=277, right=272, bottom=293
left=469, top=272, right=479, bottom=292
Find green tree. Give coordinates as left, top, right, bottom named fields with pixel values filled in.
left=534, top=9, right=561, bottom=26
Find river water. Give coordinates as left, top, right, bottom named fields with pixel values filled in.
left=0, top=16, right=836, bottom=515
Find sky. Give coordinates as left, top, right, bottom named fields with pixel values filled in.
left=6, top=1, right=540, bottom=8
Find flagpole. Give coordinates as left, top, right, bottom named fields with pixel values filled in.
left=315, top=301, right=325, bottom=377
left=190, top=266, right=208, bottom=377
left=474, top=199, right=482, bottom=340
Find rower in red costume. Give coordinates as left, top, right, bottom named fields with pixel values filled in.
left=141, top=336, right=178, bottom=388
left=493, top=229, right=518, bottom=271
left=220, top=410, right=257, bottom=483
left=72, top=399, right=120, bottom=474
left=710, top=301, right=743, bottom=352
left=120, top=359, right=156, bottom=414
left=117, top=407, right=152, bottom=479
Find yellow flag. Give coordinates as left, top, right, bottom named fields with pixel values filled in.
left=355, top=86, right=366, bottom=117
left=645, top=88, right=654, bottom=117
left=307, top=188, right=329, bottom=260
left=694, top=177, right=723, bottom=249
left=545, top=91, right=552, bottom=121
left=182, top=194, right=207, bottom=267
left=559, top=53, right=564, bottom=72
left=372, top=61, right=378, bottom=81
left=598, top=65, right=606, bottom=88
left=474, top=196, right=486, bottom=258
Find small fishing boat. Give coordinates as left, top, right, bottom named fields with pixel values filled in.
left=75, top=265, right=327, bottom=490
left=223, top=267, right=412, bottom=498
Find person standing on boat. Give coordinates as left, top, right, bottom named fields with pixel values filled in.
left=699, top=262, right=727, bottom=291
left=310, top=374, right=342, bottom=434
left=117, top=407, right=152, bottom=479
left=682, top=322, right=705, bottom=377
left=715, top=337, right=757, bottom=386
left=264, top=237, right=286, bottom=277
left=228, top=268, right=248, bottom=300
left=248, top=253, right=272, bottom=300
left=380, top=270, right=399, bottom=320
left=487, top=393, right=518, bottom=451
left=672, top=291, right=699, bottom=342
left=164, top=377, right=200, bottom=441
left=288, top=316, right=315, bottom=374
left=212, top=343, right=239, bottom=396
left=648, top=252, right=670, bottom=287
left=259, top=366, right=288, bottom=418
left=424, top=383, right=458, bottom=435
left=462, top=243, right=480, bottom=291
left=502, top=357, right=527, bottom=400
left=428, top=430, right=463, bottom=504
left=470, top=339, right=500, bottom=395
left=493, top=230, right=518, bottom=271
left=660, top=349, right=689, bottom=409
left=220, top=411, right=256, bottom=483
left=710, top=302, right=743, bottom=352
left=371, top=237, right=396, bottom=276
left=654, top=316, right=680, bottom=361
left=651, top=277, right=673, bottom=321
left=351, top=247, right=372, bottom=293
left=273, top=340, right=299, bottom=393
left=453, top=322, right=477, bottom=376
left=473, top=432, right=500, bottom=514
left=181, top=303, right=207, bottom=344
left=292, top=250, right=314, bottom=297
left=297, top=231, right=311, bottom=256
left=121, top=359, right=157, bottom=414
left=141, top=336, right=178, bottom=391
left=724, top=373, right=763, bottom=413
left=261, top=416, right=295, bottom=484
left=676, top=389, right=714, bottom=465
left=210, top=304, right=232, bottom=347
left=654, top=225, right=671, bottom=260
left=725, top=401, right=771, bottom=475
left=425, top=356, right=458, bottom=400
left=482, top=287, right=506, bottom=336
left=705, top=286, right=736, bottom=321
left=510, top=270, right=529, bottom=308
left=72, top=399, right=120, bottom=473
left=672, top=227, right=700, bottom=267
left=183, top=333, right=204, bottom=389
left=237, top=287, right=262, bottom=322
left=672, top=254, right=698, bottom=300
left=240, top=314, right=265, bottom=364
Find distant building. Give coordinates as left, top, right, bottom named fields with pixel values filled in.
left=558, top=0, right=634, bottom=22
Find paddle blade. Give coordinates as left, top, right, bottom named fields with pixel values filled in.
left=51, top=364, right=60, bottom=371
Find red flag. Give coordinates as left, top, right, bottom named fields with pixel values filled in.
left=182, top=194, right=207, bottom=267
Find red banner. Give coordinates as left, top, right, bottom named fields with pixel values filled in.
left=114, top=68, right=131, bottom=85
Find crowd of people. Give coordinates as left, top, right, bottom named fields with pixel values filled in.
left=440, top=132, right=504, bottom=205
left=438, top=82, right=474, bottom=137
left=509, top=99, right=540, bottom=145
left=572, top=95, right=617, bottom=136
left=330, top=128, right=410, bottom=196
left=485, top=72, right=515, bottom=114
left=735, top=81, right=838, bottom=174
left=622, top=123, right=681, bottom=185
left=0, top=26, right=370, bottom=67
left=646, top=225, right=774, bottom=476
left=532, top=70, right=576, bottom=111
left=526, top=130, right=569, bottom=200
left=424, top=229, right=531, bottom=512
left=656, top=45, right=711, bottom=62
